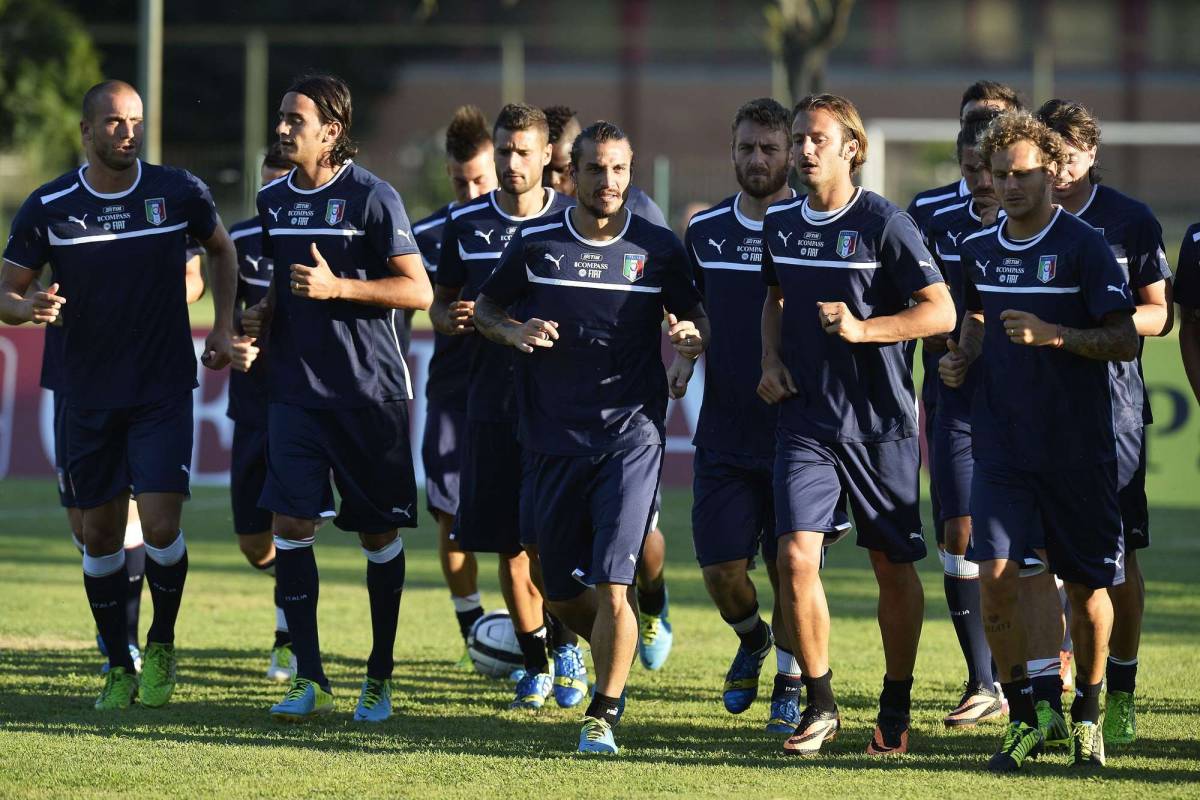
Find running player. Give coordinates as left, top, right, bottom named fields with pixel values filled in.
left=474, top=120, right=708, bottom=754
left=413, top=106, right=497, bottom=666
left=759, top=94, right=955, bottom=756
left=225, top=143, right=297, bottom=682
left=544, top=103, right=675, bottom=670
left=0, top=79, right=239, bottom=710
left=678, top=98, right=803, bottom=732
left=430, top=104, right=585, bottom=710
left=1036, top=99, right=1173, bottom=745
left=1178, top=224, right=1200, bottom=404
left=943, top=111, right=1137, bottom=770
left=234, top=74, right=432, bottom=723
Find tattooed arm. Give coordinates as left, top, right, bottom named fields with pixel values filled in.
left=999, top=309, right=1137, bottom=362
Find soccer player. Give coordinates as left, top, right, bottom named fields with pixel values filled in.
left=474, top=120, right=708, bottom=754
left=233, top=74, right=432, bottom=723
left=923, top=107, right=1007, bottom=728
left=430, top=103, right=585, bottom=710
left=544, top=103, right=676, bottom=670
left=942, top=111, right=1138, bottom=770
left=412, top=106, right=497, bottom=665
left=676, top=98, right=804, bottom=732
left=759, top=94, right=955, bottom=756
left=225, top=143, right=298, bottom=682
left=1178, top=224, right=1200, bottom=405
left=1036, top=99, right=1173, bottom=745
left=0, top=79, right=238, bottom=710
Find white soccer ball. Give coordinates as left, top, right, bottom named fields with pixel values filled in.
left=466, top=610, right=524, bottom=679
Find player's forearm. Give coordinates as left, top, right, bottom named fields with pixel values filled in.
left=959, top=314, right=984, bottom=363
left=858, top=292, right=956, bottom=344
left=1060, top=314, right=1138, bottom=362
left=1132, top=302, right=1169, bottom=337
left=473, top=294, right=521, bottom=346
left=335, top=274, right=433, bottom=310
left=761, top=292, right=785, bottom=363
left=1179, top=316, right=1200, bottom=405
left=206, top=245, right=238, bottom=330
left=429, top=287, right=459, bottom=334
left=0, top=291, right=32, bottom=325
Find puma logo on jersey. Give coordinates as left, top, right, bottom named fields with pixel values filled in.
left=475, top=228, right=494, bottom=245
left=977, top=259, right=990, bottom=276
left=544, top=253, right=564, bottom=269
left=777, top=230, right=792, bottom=248
left=1106, top=284, right=1127, bottom=296
left=68, top=214, right=89, bottom=229
left=708, top=238, right=726, bottom=254
left=395, top=229, right=411, bottom=242
left=268, top=207, right=281, bottom=221
left=947, top=231, right=961, bottom=245
left=244, top=254, right=262, bottom=269
left=391, top=504, right=414, bottom=519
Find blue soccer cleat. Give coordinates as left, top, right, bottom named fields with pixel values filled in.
left=353, top=677, right=392, bottom=723
left=637, top=589, right=673, bottom=670
left=270, top=677, right=334, bottom=722
left=723, top=629, right=774, bottom=714
left=510, top=671, right=553, bottom=710
left=553, top=644, right=589, bottom=708
left=578, top=715, right=619, bottom=754
left=766, top=693, right=801, bottom=733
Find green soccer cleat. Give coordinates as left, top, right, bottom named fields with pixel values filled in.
left=94, top=666, right=138, bottom=710
left=353, top=677, right=393, bottom=723
left=1103, top=690, right=1136, bottom=745
left=1035, top=699, right=1071, bottom=749
left=267, top=644, right=297, bottom=683
left=271, top=677, right=334, bottom=722
left=454, top=648, right=474, bottom=671
left=139, top=642, right=177, bottom=708
left=987, top=720, right=1044, bottom=772
left=637, top=590, right=673, bottom=671
left=578, top=715, right=618, bottom=754
left=1070, top=720, right=1106, bottom=767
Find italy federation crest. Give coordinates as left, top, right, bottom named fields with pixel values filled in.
left=836, top=230, right=858, bottom=258
left=144, top=198, right=166, bottom=226
left=325, top=199, right=346, bottom=225
left=623, top=253, right=646, bottom=283
left=1037, top=254, right=1057, bottom=283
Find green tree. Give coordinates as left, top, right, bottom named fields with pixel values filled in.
left=0, top=0, right=103, bottom=175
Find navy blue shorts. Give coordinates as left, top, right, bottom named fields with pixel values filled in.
left=452, top=420, right=525, bottom=554
left=1116, top=428, right=1149, bottom=550
left=968, top=458, right=1124, bottom=589
left=774, top=428, right=926, bottom=564
left=230, top=423, right=274, bottom=535
left=422, top=401, right=466, bottom=518
left=527, top=445, right=663, bottom=601
left=64, top=391, right=193, bottom=509
left=692, top=447, right=777, bottom=567
left=259, top=401, right=417, bottom=534
left=52, top=393, right=77, bottom=508
left=932, top=422, right=973, bottom=522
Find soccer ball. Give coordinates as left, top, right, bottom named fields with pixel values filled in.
left=466, top=610, right=524, bottom=679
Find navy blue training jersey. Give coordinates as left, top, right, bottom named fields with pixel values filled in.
left=1176, top=223, right=1200, bottom=309
left=685, top=192, right=792, bottom=458
left=762, top=189, right=942, bottom=444
left=226, top=217, right=272, bottom=426
left=926, top=198, right=994, bottom=431
left=1074, top=184, right=1172, bottom=430
left=479, top=207, right=702, bottom=455
left=436, top=188, right=573, bottom=422
left=4, top=161, right=218, bottom=408
left=961, top=208, right=1135, bottom=470
left=414, top=202, right=470, bottom=409
left=625, top=186, right=668, bottom=229
left=258, top=162, right=420, bottom=409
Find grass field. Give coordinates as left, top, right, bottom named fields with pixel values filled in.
left=1, top=476, right=1198, bottom=799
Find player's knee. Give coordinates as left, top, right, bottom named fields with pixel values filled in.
left=979, top=563, right=1019, bottom=608
left=596, top=583, right=631, bottom=618
left=273, top=515, right=315, bottom=542
left=358, top=530, right=398, bottom=551
left=702, top=560, right=747, bottom=594
left=942, top=517, right=972, bottom=554
left=237, top=533, right=273, bottom=565
left=777, top=537, right=821, bottom=581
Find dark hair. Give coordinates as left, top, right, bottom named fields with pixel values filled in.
left=543, top=105, right=578, bottom=145
left=493, top=103, right=549, bottom=141
left=731, top=97, right=792, bottom=138
left=569, top=121, right=630, bottom=169
left=977, top=110, right=1067, bottom=171
left=445, top=105, right=492, bottom=162
left=81, top=79, right=139, bottom=122
left=959, top=80, right=1023, bottom=116
left=794, top=93, right=868, bottom=174
left=262, top=141, right=290, bottom=170
left=286, top=73, right=357, bottom=165
left=956, top=107, right=1002, bottom=160
left=1036, top=98, right=1102, bottom=183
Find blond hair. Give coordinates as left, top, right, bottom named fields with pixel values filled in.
left=977, top=110, right=1067, bottom=170
left=794, top=93, right=868, bottom=174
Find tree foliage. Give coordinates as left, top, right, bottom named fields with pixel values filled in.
left=0, top=0, right=103, bottom=172
left=764, top=0, right=856, bottom=103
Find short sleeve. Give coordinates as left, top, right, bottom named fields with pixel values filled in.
left=436, top=218, right=467, bottom=290
left=963, top=259, right=983, bottom=313
left=256, top=193, right=274, bottom=260
left=183, top=172, right=219, bottom=242
left=630, top=190, right=669, bottom=229
left=365, top=182, right=419, bottom=259
left=1174, top=225, right=1200, bottom=309
left=3, top=193, right=49, bottom=271
left=1079, top=229, right=1136, bottom=322
left=1125, top=209, right=1171, bottom=289
left=880, top=212, right=943, bottom=298
left=659, top=235, right=703, bottom=316
left=682, top=222, right=706, bottom=297
left=477, top=235, right=528, bottom=307
left=761, top=215, right=780, bottom=287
